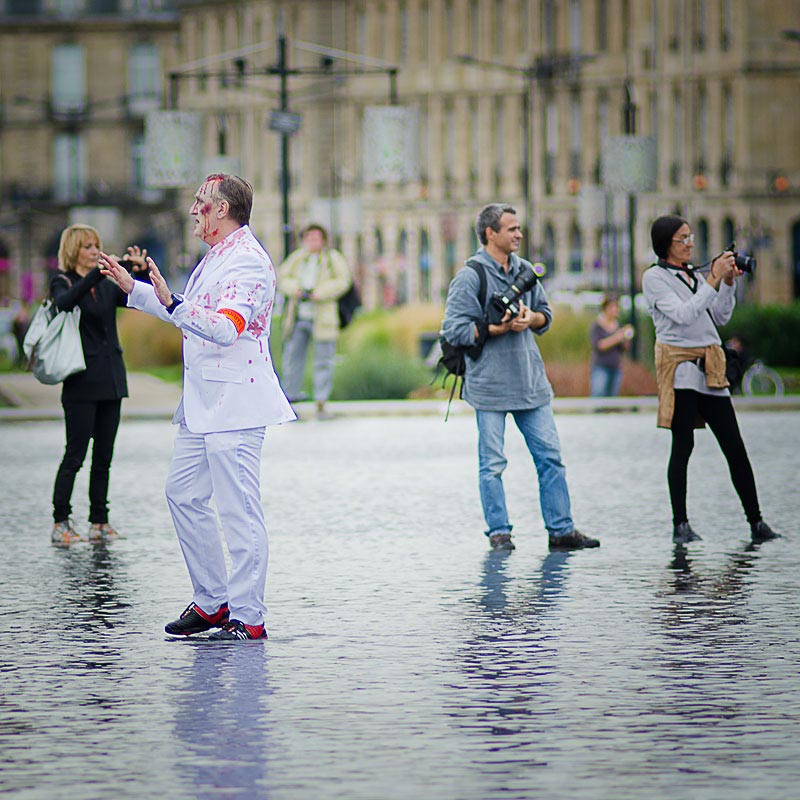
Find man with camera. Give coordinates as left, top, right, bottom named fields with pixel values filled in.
left=442, top=203, right=599, bottom=552
left=277, top=224, right=352, bottom=419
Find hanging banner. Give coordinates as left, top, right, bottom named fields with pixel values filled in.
left=602, top=136, right=657, bottom=193
left=362, top=106, right=419, bottom=184
left=144, top=111, right=203, bottom=187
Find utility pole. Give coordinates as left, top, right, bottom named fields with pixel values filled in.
left=623, top=82, right=639, bottom=360
left=277, top=32, right=292, bottom=259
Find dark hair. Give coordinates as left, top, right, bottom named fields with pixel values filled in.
left=204, top=173, right=253, bottom=225
left=600, top=293, right=619, bottom=311
left=476, top=203, right=516, bottom=245
left=301, top=223, right=328, bottom=242
left=650, top=214, right=687, bottom=259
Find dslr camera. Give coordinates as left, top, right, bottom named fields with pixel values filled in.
left=725, top=241, right=756, bottom=274
left=487, top=263, right=539, bottom=325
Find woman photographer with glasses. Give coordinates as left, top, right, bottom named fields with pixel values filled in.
left=641, top=214, right=780, bottom=545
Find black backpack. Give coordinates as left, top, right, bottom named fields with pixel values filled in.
left=433, top=259, right=488, bottom=419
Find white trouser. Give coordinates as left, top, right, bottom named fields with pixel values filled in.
left=165, top=423, right=268, bottom=626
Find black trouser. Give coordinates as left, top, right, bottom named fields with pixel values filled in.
left=668, top=389, right=760, bottom=526
left=53, top=399, right=122, bottom=524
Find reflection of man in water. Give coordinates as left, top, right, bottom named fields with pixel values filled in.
left=170, top=645, right=270, bottom=797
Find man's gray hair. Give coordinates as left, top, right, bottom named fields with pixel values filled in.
left=476, top=203, right=516, bottom=245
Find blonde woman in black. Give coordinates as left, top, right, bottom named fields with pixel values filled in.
left=50, top=224, right=144, bottom=545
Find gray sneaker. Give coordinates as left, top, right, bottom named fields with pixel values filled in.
left=489, top=532, right=515, bottom=551
left=52, top=519, right=84, bottom=546
left=548, top=529, right=600, bottom=551
left=673, top=522, right=702, bottom=544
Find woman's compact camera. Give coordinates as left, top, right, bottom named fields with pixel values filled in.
left=725, top=241, right=756, bottom=274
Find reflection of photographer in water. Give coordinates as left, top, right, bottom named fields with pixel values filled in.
left=441, top=203, right=599, bottom=553
left=642, top=215, right=780, bottom=545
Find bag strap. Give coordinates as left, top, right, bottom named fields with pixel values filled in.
left=464, top=259, right=488, bottom=310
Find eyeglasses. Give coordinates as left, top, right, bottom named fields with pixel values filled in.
left=672, top=234, right=695, bottom=245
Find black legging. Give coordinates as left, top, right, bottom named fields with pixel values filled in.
left=668, top=389, right=760, bottom=526
left=53, top=399, right=122, bottom=524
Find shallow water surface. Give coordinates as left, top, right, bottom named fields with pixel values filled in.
left=0, top=412, right=798, bottom=799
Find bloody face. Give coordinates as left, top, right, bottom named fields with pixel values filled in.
left=189, top=177, right=223, bottom=244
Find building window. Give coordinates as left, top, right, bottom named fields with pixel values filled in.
left=543, top=0, right=557, bottom=53
left=570, top=91, right=581, bottom=179
left=569, top=0, right=581, bottom=53
left=420, top=1, right=430, bottom=62
left=494, top=96, right=505, bottom=194
left=356, top=9, right=367, bottom=56
left=544, top=94, right=557, bottom=194
left=470, top=0, right=480, bottom=55
left=569, top=223, right=582, bottom=272
left=543, top=222, right=556, bottom=274
left=53, top=133, right=86, bottom=203
left=494, top=0, right=504, bottom=53
left=596, top=0, right=608, bottom=52
left=621, top=0, right=630, bottom=51
left=721, top=84, right=734, bottom=186
left=51, top=43, right=86, bottom=115
left=444, top=0, right=453, bottom=56
left=671, top=88, right=682, bottom=186
left=400, top=2, right=409, bottom=62
left=128, top=42, right=161, bottom=114
left=722, top=217, right=735, bottom=249
left=419, top=228, right=430, bottom=302
left=694, top=0, right=707, bottom=51
left=721, top=0, right=733, bottom=50
left=697, top=84, right=708, bottom=175
left=695, top=219, right=709, bottom=263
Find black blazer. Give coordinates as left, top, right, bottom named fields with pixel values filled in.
left=50, top=269, right=128, bottom=403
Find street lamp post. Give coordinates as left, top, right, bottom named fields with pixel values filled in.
left=623, top=82, right=639, bottom=360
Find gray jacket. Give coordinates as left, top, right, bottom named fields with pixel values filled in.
left=441, top=248, right=554, bottom=411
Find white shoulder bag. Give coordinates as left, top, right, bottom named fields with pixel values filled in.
left=22, top=298, right=86, bottom=385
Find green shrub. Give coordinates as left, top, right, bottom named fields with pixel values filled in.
left=331, top=344, right=432, bottom=400
left=719, top=303, right=800, bottom=367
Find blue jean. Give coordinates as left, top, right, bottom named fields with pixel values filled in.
left=476, top=406, right=574, bottom=538
left=281, top=320, right=336, bottom=403
left=590, top=365, right=623, bottom=398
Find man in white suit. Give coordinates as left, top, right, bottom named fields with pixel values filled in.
left=100, top=174, right=295, bottom=641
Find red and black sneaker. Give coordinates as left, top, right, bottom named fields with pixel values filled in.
left=208, top=619, right=268, bottom=641
left=164, top=602, right=229, bottom=636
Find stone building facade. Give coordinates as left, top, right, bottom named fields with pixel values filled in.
left=171, top=0, right=800, bottom=309
left=1, top=0, right=799, bottom=311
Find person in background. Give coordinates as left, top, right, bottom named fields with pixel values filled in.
left=589, top=294, right=634, bottom=397
left=441, top=203, right=600, bottom=553
left=642, top=214, right=780, bottom=546
left=277, top=224, right=351, bottom=419
left=100, top=174, right=295, bottom=641
left=11, top=299, right=31, bottom=368
left=50, top=224, right=145, bottom=545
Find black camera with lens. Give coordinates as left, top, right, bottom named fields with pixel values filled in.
left=487, top=263, right=539, bottom=325
left=725, top=241, right=756, bottom=274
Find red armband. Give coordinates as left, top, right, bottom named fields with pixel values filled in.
left=218, top=308, right=246, bottom=335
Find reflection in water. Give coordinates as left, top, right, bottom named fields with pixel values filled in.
left=446, top=551, right=572, bottom=785
left=170, top=643, right=272, bottom=799
left=57, top=541, right=132, bottom=632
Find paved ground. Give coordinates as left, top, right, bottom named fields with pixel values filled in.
left=0, top=370, right=797, bottom=422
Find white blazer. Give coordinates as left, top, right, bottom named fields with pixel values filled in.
left=128, top=225, right=296, bottom=433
